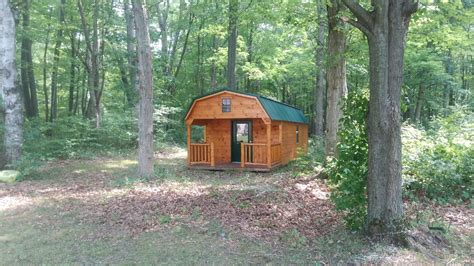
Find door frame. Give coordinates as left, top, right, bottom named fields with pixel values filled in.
left=231, top=120, right=252, bottom=163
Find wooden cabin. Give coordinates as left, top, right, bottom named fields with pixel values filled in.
left=185, top=90, right=308, bottom=171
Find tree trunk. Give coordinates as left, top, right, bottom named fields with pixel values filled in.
left=68, top=32, right=77, bottom=115
left=196, top=20, right=204, bottom=94
left=157, top=0, right=170, bottom=76
left=78, top=0, right=101, bottom=127
left=124, top=0, right=138, bottom=107
left=132, top=0, right=154, bottom=177
left=342, top=0, right=418, bottom=236
left=50, top=0, right=66, bottom=122
left=313, top=0, right=326, bottom=138
left=443, top=53, right=453, bottom=115
left=1, top=0, right=24, bottom=164
left=325, top=0, right=347, bottom=157
left=414, top=83, right=424, bottom=123
left=245, top=21, right=254, bottom=92
left=227, top=0, right=238, bottom=90
left=20, top=0, right=38, bottom=118
left=173, top=10, right=194, bottom=80
left=42, top=16, right=51, bottom=122
left=210, top=35, right=218, bottom=89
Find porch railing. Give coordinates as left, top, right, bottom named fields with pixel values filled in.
left=189, top=143, right=214, bottom=166
left=241, top=142, right=282, bottom=168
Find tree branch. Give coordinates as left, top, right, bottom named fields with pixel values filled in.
left=404, top=0, right=419, bottom=15
left=344, top=17, right=373, bottom=38
left=341, top=0, right=373, bottom=32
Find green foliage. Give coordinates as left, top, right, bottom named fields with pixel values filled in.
left=402, top=108, right=474, bottom=203
left=288, top=138, right=325, bottom=176
left=23, top=112, right=137, bottom=160
left=327, top=90, right=369, bottom=230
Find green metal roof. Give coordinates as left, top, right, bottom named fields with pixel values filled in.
left=186, top=89, right=308, bottom=124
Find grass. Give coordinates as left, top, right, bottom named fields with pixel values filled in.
left=0, top=146, right=471, bottom=264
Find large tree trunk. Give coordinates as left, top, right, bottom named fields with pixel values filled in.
left=20, top=0, right=38, bottom=118
left=325, top=0, right=347, bottom=157
left=132, top=0, right=154, bottom=177
left=343, top=0, right=417, bottom=236
left=50, top=0, right=66, bottom=122
left=227, top=0, right=238, bottom=90
left=1, top=0, right=24, bottom=164
left=124, top=0, right=137, bottom=107
left=313, top=0, right=326, bottom=138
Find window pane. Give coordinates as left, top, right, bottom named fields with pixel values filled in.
left=236, top=123, right=249, bottom=143
left=296, top=126, right=299, bottom=143
left=222, top=98, right=231, bottom=112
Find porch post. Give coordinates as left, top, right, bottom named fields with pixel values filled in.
left=240, top=142, right=244, bottom=168
left=267, top=123, right=271, bottom=168
left=211, top=142, right=215, bottom=167
left=187, top=124, right=191, bottom=166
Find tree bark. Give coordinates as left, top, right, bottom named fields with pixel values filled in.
left=1, top=0, right=24, bottom=164
left=20, top=0, right=38, bottom=118
left=313, top=0, right=326, bottom=138
left=227, top=0, right=238, bottom=90
left=325, top=0, right=347, bottom=157
left=342, top=0, right=418, bottom=236
left=132, top=0, right=154, bottom=177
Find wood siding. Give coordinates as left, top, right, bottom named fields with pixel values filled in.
left=280, top=121, right=308, bottom=164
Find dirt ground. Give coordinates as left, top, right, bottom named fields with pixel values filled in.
left=0, top=147, right=472, bottom=264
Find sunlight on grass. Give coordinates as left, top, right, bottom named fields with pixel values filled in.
left=0, top=196, right=34, bottom=211
left=103, top=159, right=137, bottom=169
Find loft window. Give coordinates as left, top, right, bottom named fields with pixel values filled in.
left=222, top=98, right=231, bottom=112
left=296, top=126, right=299, bottom=143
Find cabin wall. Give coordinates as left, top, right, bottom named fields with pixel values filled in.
left=281, top=122, right=308, bottom=164
left=186, top=92, right=269, bottom=124
left=205, top=119, right=231, bottom=164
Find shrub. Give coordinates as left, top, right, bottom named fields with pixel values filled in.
left=288, top=137, right=325, bottom=176
left=23, top=112, right=138, bottom=160
left=327, top=90, right=369, bottom=230
left=402, top=108, right=473, bottom=203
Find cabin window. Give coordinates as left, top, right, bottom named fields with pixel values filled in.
left=191, top=125, right=206, bottom=143
left=222, top=98, right=231, bottom=112
left=296, top=126, right=299, bottom=143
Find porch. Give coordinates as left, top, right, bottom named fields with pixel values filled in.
left=186, top=118, right=283, bottom=171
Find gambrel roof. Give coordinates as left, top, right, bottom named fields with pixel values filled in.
left=185, top=89, right=308, bottom=124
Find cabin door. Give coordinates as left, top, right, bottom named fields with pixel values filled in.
left=231, top=121, right=252, bottom=162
